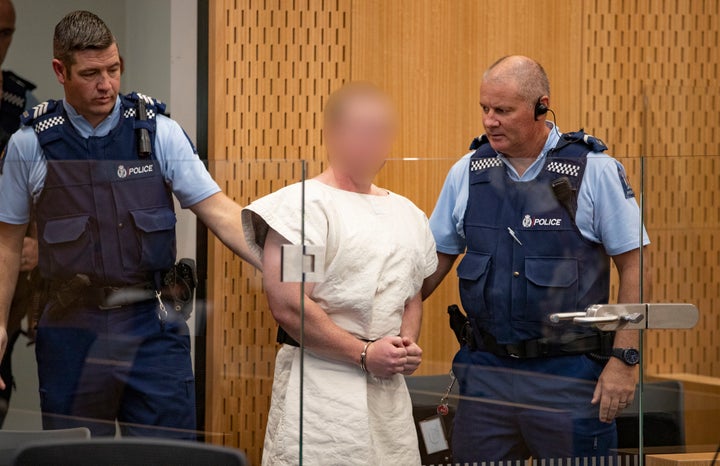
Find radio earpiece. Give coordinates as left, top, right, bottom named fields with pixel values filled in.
left=534, top=97, right=549, bottom=120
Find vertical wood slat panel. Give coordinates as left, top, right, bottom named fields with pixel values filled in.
left=582, top=1, right=720, bottom=445
left=350, top=0, right=584, bottom=374
left=207, top=1, right=349, bottom=463
left=205, top=0, right=720, bottom=458
left=581, top=1, right=720, bottom=383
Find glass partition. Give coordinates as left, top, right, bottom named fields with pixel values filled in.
left=637, top=85, right=720, bottom=466
left=293, top=154, right=646, bottom=466
left=2, top=158, right=309, bottom=463
left=637, top=154, right=720, bottom=461
left=7, top=144, right=717, bottom=466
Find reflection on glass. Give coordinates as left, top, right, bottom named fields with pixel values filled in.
left=0, top=92, right=717, bottom=466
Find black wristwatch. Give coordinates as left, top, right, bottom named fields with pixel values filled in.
left=611, top=348, right=640, bottom=366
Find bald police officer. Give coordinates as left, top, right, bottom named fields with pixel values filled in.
left=423, top=56, right=649, bottom=462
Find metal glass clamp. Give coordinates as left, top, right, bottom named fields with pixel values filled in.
left=549, top=303, right=699, bottom=331
left=280, top=244, right=326, bottom=283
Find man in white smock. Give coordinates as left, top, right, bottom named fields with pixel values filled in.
left=242, top=83, right=438, bottom=465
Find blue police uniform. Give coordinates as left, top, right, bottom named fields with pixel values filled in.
left=429, top=124, right=649, bottom=462
left=1, top=71, right=36, bottom=144
left=30, top=94, right=176, bottom=286
left=0, top=94, right=220, bottom=437
left=0, top=70, right=37, bottom=427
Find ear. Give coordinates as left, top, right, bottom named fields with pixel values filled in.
left=51, top=59, right=67, bottom=85
left=120, top=55, right=125, bottom=74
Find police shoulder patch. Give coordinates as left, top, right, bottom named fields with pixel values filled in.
left=616, top=162, right=635, bottom=199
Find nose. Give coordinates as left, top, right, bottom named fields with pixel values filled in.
left=483, top=110, right=500, bottom=128
left=96, top=72, right=112, bottom=91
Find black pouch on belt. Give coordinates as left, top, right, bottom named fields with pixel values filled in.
left=161, top=258, right=198, bottom=320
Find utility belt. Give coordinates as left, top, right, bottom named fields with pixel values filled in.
left=47, top=276, right=157, bottom=311
left=44, top=259, right=197, bottom=319
left=447, top=304, right=614, bottom=359
left=48, top=279, right=156, bottom=310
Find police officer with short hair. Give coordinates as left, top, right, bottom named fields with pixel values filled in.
left=422, top=55, right=649, bottom=462
left=0, top=10, right=258, bottom=437
left=0, top=0, right=41, bottom=427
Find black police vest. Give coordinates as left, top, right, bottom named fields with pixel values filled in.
left=22, top=93, right=177, bottom=286
left=1, top=70, right=35, bottom=148
left=458, top=131, right=611, bottom=345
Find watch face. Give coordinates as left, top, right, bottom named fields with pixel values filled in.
left=625, top=349, right=640, bottom=365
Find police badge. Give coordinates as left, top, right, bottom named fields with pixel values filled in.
left=522, top=214, right=533, bottom=228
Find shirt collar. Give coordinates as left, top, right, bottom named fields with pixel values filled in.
left=62, top=96, right=122, bottom=139
left=497, top=121, right=561, bottom=181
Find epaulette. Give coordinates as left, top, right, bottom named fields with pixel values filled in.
left=3, top=70, right=36, bottom=92
left=469, top=134, right=489, bottom=150
left=555, top=130, right=607, bottom=153
left=21, top=100, right=64, bottom=134
left=121, top=92, right=168, bottom=120
left=468, top=134, right=502, bottom=172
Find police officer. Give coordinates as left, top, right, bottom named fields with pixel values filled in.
left=422, top=56, right=649, bottom=461
left=0, top=0, right=41, bottom=427
left=0, top=10, right=258, bottom=437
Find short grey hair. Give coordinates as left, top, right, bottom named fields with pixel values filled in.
left=53, top=10, right=116, bottom=69
left=484, top=55, right=551, bottom=104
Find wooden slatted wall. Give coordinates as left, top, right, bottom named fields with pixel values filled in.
left=351, top=0, right=585, bottom=374
left=206, top=0, right=720, bottom=460
left=581, top=0, right=720, bottom=378
left=206, top=0, right=349, bottom=462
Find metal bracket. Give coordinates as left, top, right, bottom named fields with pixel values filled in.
left=280, top=244, right=325, bottom=283
left=549, top=303, right=699, bottom=331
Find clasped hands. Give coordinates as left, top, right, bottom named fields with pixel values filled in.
left=363, top=336, right=421, bottom=378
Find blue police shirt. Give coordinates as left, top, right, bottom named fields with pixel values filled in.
left=0, top=97, right=221, bottom=224
left=429, top=124, right=650, bottom=257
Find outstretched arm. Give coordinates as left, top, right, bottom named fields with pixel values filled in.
left=189, top=192, right=262, bottom=270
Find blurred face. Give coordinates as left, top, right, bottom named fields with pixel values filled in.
left=0, top=1, right=15, bottom=67
left=325, top=96, right=397, bottom=179
left=52, top=43, right=121, bottom=128
left=479, top=78, right=542, bottom=158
